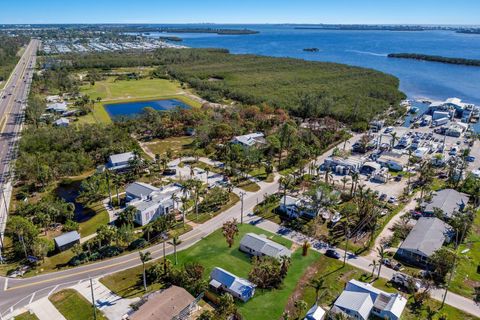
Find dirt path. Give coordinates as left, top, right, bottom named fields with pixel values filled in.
left=283, top=260, right=321, bottom=317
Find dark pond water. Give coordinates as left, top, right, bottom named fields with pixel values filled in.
left=56, top=181, right=95, bottom=223
left=104, top=99, right=191, bottom=120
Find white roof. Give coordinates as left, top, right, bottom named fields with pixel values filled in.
left=334, top=291, right=373, bottom=320
left=54, top=117, right=70, bottom=126
left=281, top=195, right=300, bottom=207
left=108, top=151, right=135, bottom=164
left=240, top=233, right=291, bottom=258
left=304, top=304, right=326, bottom=320
left=232, top=132, right=265, bottom=147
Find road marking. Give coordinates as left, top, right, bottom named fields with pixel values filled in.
left=3, top=278, right=7, bottom=291
left=47, top=285, right=59, bottom=297
left=28, top=292, right=35, bottom=304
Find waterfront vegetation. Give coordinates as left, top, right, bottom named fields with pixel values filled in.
left=49, top=289, right=107, bottom=320
left=388, top=53, right=480, bottom=67
left=54, top=48, right=405, bottom=129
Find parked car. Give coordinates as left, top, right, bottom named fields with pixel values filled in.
left=394, top=174, right=403, bottom=182
left=388, top=196, right=397, bottom=204
left=325, top=249, right=341, bottom=259
left=466, top=156, right=476, bottom=162
left=449, top=148, right=457, bottom=156
left=379, top=193, right=388, bottom=201
left=162, top=168, right=177, bottom=176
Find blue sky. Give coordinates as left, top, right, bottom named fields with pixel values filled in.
left=1, top=0, right=478, bottom=25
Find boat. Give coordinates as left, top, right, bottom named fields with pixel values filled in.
left=409, top=107, right=419, bottom=114
left=303, top=48, right=319, bottom=52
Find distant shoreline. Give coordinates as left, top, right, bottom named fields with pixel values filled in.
left=387, top=53, right=480, bottom=67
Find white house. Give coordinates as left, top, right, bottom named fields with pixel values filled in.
left=106, top=152, right=135, bottom=171
left=126, top=182, right=183, bottom=226
left=231, top=132, right=266, bottom=148
left=304, top=304, right=326, bottom=320
left=239, top=233, right=291, bottom=259
left=46, top=101, right=68, bottom=113
left=331, top=279, right=407, bottom=320
left=279, top=195, right=317, bottom=219
left=54, top=117, right=70, bottom=127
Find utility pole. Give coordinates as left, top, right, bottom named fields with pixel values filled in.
left=239, top=191, right=246, bottom=224
left=89, top=277, right=97, bottom=320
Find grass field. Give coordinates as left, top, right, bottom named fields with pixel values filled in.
left=49, top=289, right=107, bottom=320
left=14, top=312, right=39, bottom=320
left=78, top=201, right=110, bottom=237
left=449, top=209, right=480, bottom=299
left=187, top=193, right=240, bottom=224
left=143, top=136, right=195, bottom=157
left=101, top=224, right=322, bottom=319
left=78, top=77, right=202, bottom=124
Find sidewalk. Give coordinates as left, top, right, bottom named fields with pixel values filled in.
left=71, top=278, right=139, bottom=320
left=28, top=297, right=66, bottom=320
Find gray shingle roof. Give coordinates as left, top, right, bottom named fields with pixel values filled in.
left=54, top=231, right=80, bottom=247
left=423, top=189, right=469, bottom=218
left=240, top=233, right=291, bottom=258
left=399, top=217, right=451, bottom=257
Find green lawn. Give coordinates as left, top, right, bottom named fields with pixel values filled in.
left=187, top=193, right=240, bottom=224
left=49, top=289, right=107, bottom=320
left=449, top=209, right=480, bottom=299
left=78, top=201, right=110, bottom=237
left=249, top=166, right=274, bottom=183
left=101, top=224, right=321, bottom=319
left=236, top=179, right=261, bottom=192
left=144, top=136, right=195, bottom=157
left=14, top=312, right=39, bottom=320
left=80, top=77, right=181, bottom=101
left=78, top=77, right=202, bottom=124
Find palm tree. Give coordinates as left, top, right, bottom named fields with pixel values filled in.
left=279, top=175, right=294, bottom=207
left=205, top=168, right=210, bottom=185
left=309, top=278, right=327, bottom=303
left=369, top=260, right=378, bottom=278
left=324, top=167, right=333, bottom=185
left=139, top=251, right=152, bottom=292
left=118, top=206, right=136, bottom=227
left=376, top=246, right=386, bottom=279
left=340, top=176, right=349, bottom=191
left=349, top=172, right=359, bottom=196
left=143, top=224, right=153, bottom=242
left=104, top=169, right=112, bottom=205
left=390, top=132, right=398, bottom=148
left=171, top=236, right=181, bottom=265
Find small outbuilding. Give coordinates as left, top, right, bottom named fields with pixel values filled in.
left=54, top=231, right=80, bottom=252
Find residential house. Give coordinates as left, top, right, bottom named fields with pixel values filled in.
left=128, top=286, right=198, bottom=320
left=231, top=132, right=266, bottom=148
left=371, top=167, right=389, bottom=183
left=106, top=152, right=135, bottom=171
left=239, top=233, right=291, bottom=259
left=396, top=217, right=452, bottom=267
left=209, top=267, right=255, bottom=302
left=126, top=182, right=183, bottom=226
left=279, top=195, right=317, bottom=219
left=422, top=189, right=469, bottom=219
left=330, top=279, right=407, bottom=320
left=46, top=101, right=68, bottom=113
left=54, top=117, right=70, bottom=127
left=54, top=231, right=80, bottom=252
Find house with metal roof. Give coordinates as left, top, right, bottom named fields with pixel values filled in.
left=106, top=152, right=135, bottom=171
left=422, top=189, right=469, bottom=219
left=239, top=233, right=291, bottom=259
left=46, top=101, right=68, bottom=113
left=54, top=117, right=70, bottom=127
left=331, top=279, right=407, bottom=320
left=127, top=182, right=183, bottom=226
left=209, top=267, right=255, bottom=302
left=231, top=132, right=266, bottom=148
left=396, top=217, right=452, bottom=266
left=54, top=231, right=80, bottom=252
left=304, top=304, right=326, bottom=320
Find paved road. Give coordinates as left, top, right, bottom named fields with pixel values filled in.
left=0, top=40, right=39, bottom=256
